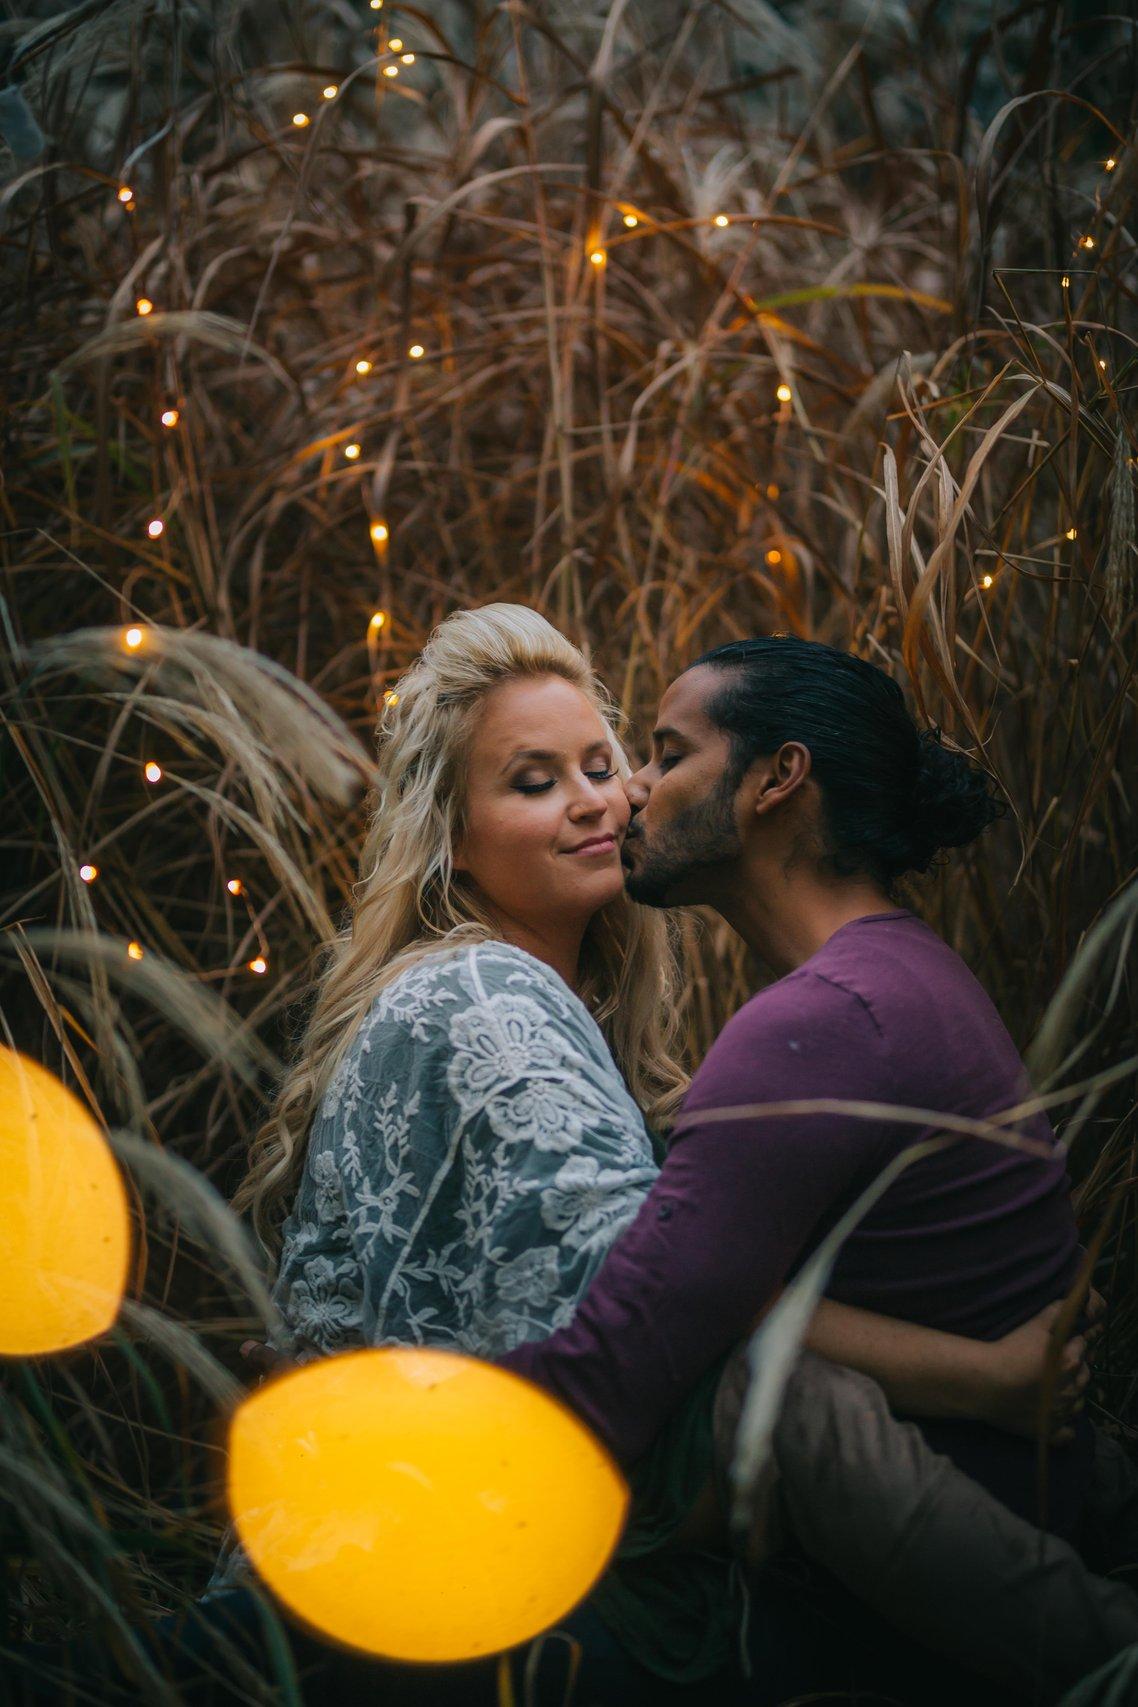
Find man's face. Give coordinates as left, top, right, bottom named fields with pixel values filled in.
left=622, top=665, right=743, bottom=907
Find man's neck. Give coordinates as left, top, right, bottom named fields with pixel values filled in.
left=714, top=865, right=899, bottom=978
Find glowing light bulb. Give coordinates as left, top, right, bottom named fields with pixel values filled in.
left=1066, top=527, right=1078, bottom=541
left=144, top=761, right=162, bottom=784
left=135, top=297, right=154, bottom=316
left=766, top=482, right=780, bottom=500
left=117, top=186, right=134, bottom=204
left=123, top=626, right=144, bottom=650
left=344, top=442, right=362, bottom=460
left=0, top=1048, right=131, bottom=1355
left=1098, top=358, right=1107, bottom=370
left=388, top=38, right=403, bottom=51
left=226, top=1348, right=628, bottom=1663
left=1079, top=235, right=1095, bottom=250
left=323, top=85, right=339, bottom=100
left=79, top=863, right=98, bottom=884
left=370, top=521, right=389, bottom=544
left=383, top=64, right=399, bottom=77
left=292, top=112, right=310, bottom=128
left=127, top=941, right=144, bottom=961
left=776, top=383, right=792, bottom=404
left=355, top=358, right=373, bottom=375
left=981, top=573, right=994, bottom=589
left=1105, top=157, right=1117, bottom=171
left=589, top=248, right=606, bottom=267
left=765, top=548, right=782, bottom=566
left=1061, top=275, right=1070, bottom=288
left=400, top=52, right=415, bottom=64
left=146, top=518, right=164, bottom=539
left=383, top=690, right=400, bottom=706
left=408, top=343, right=425, bottom=360
left=370, top=0, right=382, bottom=9
left=623, top=213, right=638, bottom=228
left=226, top=878, right=244, bottom=896
left=249, top=956, right=268, bottom=976
left=160, top=408, right=180, bottom=427
left=713, top=214, right=729, bottom=228
left=369, top=610, right=388, bottom=631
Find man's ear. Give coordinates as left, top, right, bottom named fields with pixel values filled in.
left=751, top=742, right=812, bottom=817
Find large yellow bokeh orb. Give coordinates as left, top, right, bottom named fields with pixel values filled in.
left=0, top=1048, right=131, bottom=1355
left=228, top=1347, right=629, bottom=1662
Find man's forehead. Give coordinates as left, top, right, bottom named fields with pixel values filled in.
left=655, top=664, right=719, bottom=734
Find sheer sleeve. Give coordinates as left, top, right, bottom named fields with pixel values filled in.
left=271, top=942, right=659, bottom=1359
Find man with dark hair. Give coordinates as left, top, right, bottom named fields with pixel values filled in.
left=500, top=639, right=1138, bottom=1700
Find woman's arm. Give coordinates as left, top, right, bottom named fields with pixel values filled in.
left=803, top=1297, right=1092, bottom=1439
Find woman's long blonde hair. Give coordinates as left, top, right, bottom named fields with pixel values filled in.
left=235, top=603, right=689, bottom=1260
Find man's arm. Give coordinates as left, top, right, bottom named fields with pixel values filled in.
left=500, top=973, right=896, bottom=1465
left=806, top=1299, right=1089, bottom=1439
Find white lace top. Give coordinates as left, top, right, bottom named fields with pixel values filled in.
left=272, top=940, right=661, bottom=1359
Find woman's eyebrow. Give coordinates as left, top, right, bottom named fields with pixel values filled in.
left=499, top=739, right=611, bottom=776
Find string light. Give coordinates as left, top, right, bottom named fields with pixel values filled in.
left=123, top=626, right=144, bottom=650
left=323, top=85, right=339, bottom=100
left=408, top=343, right=425, bottom=360
left=589, top=248, right=606, bottom=268
left=1066, top=527, right=1078, bottom=541
left=344, top=442, right=362, bottom=460
left=383, top=64, right=399, bottom=77
left=370, top=521, right=389, bottom=544
left=400, top=52, right=415, bottom=64
left=226, top=878, right=244, bottom=896
left=249, top=956, right=268, bottom=976
left=160, top=408, right=180, bottom=427
left=369, top=610, right=388, bottom=632
left=127, top=941, right=144, bottom=961
left=383, top=690, right=399, bottom=706
left=79, top=863, right=98, bottom=884
left=1105, top=157, right=1117, bottom=171
left=146, top=518, right=165, bottom=539
left=1098, top=358, right=1107, bottom=370
left=369, top=0, right=382, bottom=9
left=623, top=213, right=638, bottom=228
left=117, top=186, right=134, bottom=204
left=135, top=297, right=154, bottom=316
left=776, top=383, right=792, bottom=403
left=355, top=358, right=373, bottom=375
left=713, top=214, right=729, bottom=228
left=1061, top=275, right=1070, bottom=288
left=981, top=573, right=994, bottom=589
left=388, top=38, right=403, bottom=51
left=766, top=482, right=780, bottom=500
left=765, top=548, right=782, bottom=566
left=292, top=113, right=310, bottom=128
left=144, top=761, right=163, bottom=784
left=1078, top=235, right=1095, bottom=250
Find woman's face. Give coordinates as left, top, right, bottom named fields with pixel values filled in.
left=455, top=675, right=631, bottom=932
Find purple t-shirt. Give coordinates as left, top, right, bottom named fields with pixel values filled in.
left=502, top=910, right=1086, bottom=1529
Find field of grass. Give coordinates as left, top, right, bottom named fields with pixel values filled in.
left=1, top=1, right=1135, bottom=1700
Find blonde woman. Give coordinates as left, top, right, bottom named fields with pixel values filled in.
left=233, top=606, right=1132, bottom=1702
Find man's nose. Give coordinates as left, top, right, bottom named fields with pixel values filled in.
left=624, top=765, right=651, bottom=813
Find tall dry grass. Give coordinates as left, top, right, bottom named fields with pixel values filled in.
left=1, top=0, right=1135, bottom=1699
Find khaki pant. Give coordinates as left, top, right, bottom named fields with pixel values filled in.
left=711, top=1349, right=1138, bottom=1703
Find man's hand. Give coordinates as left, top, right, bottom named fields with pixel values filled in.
left=240, top=1339, right=311, bottom=1384
left=981, top=1291, right=1104, bottom=1444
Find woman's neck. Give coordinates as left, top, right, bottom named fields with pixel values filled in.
left=486, top=910, right=585, bottom=992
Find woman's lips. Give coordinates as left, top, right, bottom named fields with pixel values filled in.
left=565, top=834, right=617, bottom=856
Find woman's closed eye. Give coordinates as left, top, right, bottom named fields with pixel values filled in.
left=514, top=767, right=616, bottom=795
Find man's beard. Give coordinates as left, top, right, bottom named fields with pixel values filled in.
left=622, top=776, right=741, bottom=907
